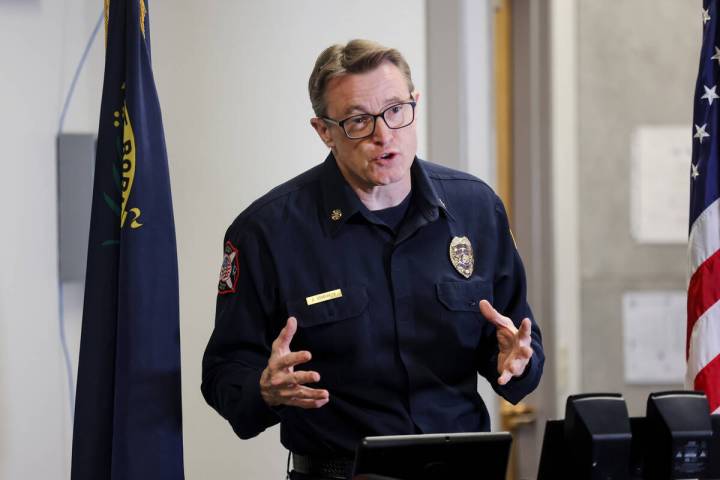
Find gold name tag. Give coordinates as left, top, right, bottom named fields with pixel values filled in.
left=306, top=289, right=343, bottom=306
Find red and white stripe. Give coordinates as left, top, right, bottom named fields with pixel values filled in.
left=687, top=197, right=720, bottom=413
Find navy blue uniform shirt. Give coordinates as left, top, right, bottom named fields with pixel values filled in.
left=201, top=154, right=544, bottom=457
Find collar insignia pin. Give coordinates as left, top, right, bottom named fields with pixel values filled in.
left=449, top=236, right=474, bottom=279
left=330, top=209, right=343, bottom=221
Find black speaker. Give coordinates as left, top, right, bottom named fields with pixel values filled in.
left=644, top=391, right=712, bottom=479
left=564, top=393, right=632, bottom=479
left=708, top=413, right=720, bottom=478
left=537, top=419, right=564, bottom=479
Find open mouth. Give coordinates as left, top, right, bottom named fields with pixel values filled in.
left=377, top=152, right=396, bottom=161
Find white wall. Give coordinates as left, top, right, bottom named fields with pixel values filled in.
left=0, top=0, right=93, bottom=478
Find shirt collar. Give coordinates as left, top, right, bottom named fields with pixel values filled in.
left=409, top=158, right=455, bottom=222
left=319, top=153, right=365, bottom=236
left=319, top=153, right=453, bottom=236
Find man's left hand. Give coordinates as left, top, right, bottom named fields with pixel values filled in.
left=479, top=299, right=534, bottom=386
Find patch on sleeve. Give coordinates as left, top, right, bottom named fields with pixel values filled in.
left=218, top=240, right=240, bottom=295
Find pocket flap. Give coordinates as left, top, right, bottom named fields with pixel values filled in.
left=287, top=285, right=369, bottom=327
left=436, top=281, right=493, bottom=312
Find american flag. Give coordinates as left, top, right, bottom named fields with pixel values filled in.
left=688, top=0, right=720, bottom=413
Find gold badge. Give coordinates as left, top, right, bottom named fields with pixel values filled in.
left=449, top=236, right=474, bottom=279
left=330, top=209, right=343, bottom=221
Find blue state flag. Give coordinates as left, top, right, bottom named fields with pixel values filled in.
left=71, top=1, right=184, bottom=478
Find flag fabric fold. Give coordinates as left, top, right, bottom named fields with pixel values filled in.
left=688, top=0, right=720, bottom=413
left=71, top=1, right=184, bottom=478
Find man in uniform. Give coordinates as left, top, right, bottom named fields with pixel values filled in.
left=202, top=39, right=544, bottom=480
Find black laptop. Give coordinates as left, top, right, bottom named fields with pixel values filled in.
left=352, top=432, right=512, bottom=480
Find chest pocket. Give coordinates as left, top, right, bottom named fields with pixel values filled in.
left=436, top=280, right=493, bottom=312
left=285, top=285, right=372, bottom=385
left=286, top=285, right=369, bottom=328
left=436, top=280, right=493, bottom=351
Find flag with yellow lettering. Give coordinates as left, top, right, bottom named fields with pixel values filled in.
left=71, top=1, right=184, bottom=478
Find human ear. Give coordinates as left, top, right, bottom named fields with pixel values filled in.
left=310, top=118, right=335, bottom=149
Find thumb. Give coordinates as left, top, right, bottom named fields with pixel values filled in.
left=479, top=300, right=511, bottom=329
left=275, top=316, right=297, bottom=352
left=479, top=299, right=499, bottom=322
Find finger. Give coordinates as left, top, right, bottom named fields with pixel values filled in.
left=520, top=345, right=534, bottom=359
left=498, top=370, right=513, bottom=386
left=272, top=317, right=297, bottom=353
left=271, top=370, right=320, bottom=387
left=292, top=370, right=321, bottom=385
left=267, top=366, right=315, bottom=388
left=479, top=300, right=514, bottom=330
left=269, top=370, right=296, bottom=388
left=508, top=357, right=529, bottom=375
left=287, top=397, right=330, bottom=409
left=279, top=385, right=329, bottom=400
left=519, top=318, right=532, bottom=338
left=273, top=350, right=312, bottom=370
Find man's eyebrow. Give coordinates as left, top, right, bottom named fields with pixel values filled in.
left=342, top=104, right=366, bottom=115
left=341, top=96, right=409, bottom=116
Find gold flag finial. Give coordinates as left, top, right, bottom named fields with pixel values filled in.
left=139, top=0, right=147, bottom=38
left=104, top=0, right=110, bottom=47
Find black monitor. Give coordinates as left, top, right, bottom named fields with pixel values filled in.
left=352, top=432, right=512, bottom=480
left=538, top=393, right=632, bottom=480
left=540, top=392, right=719, bottom=479
left=710, top=413, right=720, bottom=478
left=537, top=419, right=564, bottom=479
left=565, top=393, right=632, bottom=479
left=642, top=391, right=713, bottom=479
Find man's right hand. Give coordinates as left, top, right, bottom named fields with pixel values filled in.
left=260, top=316, right=330, bottom=409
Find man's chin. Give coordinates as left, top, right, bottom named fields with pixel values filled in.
left=367, top=168, right=409, bottom=187
left=368, top=175, right=403, bottom=187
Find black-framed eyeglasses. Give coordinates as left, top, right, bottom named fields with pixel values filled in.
left=321, top=100, right=417, bottom=140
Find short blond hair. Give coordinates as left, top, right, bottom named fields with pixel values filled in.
left=308, top=39, right=415, bottom=117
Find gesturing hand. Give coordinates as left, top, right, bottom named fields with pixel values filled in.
left=479, top=300, right=534, bottom=386
left=260, top=317, right=330, bottom=408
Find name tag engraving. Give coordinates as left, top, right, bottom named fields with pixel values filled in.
left=306, top=289, right=343, bottom=306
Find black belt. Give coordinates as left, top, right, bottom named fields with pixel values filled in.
left=291, top=453, right=354, bottom=480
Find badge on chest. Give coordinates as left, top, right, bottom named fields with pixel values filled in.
left=449, top=236, right=474, bottom=279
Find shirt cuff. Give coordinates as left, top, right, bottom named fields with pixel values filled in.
left=231, top=368, right=282, bottom=438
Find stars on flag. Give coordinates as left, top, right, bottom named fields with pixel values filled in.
left=694, top=7, right=718, bottom=185
left=712, top=46, right=720, bottom=65
left=702, top=85, right=720, bottom=105
left=695, top=123, right=710, bottom=143
left=696, top=9, right=718, bottom=182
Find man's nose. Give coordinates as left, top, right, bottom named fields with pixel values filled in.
left=372, top=116, right=393, bottom=144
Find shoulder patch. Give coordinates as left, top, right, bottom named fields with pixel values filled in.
left=218, top=240, right=240, bottom=295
